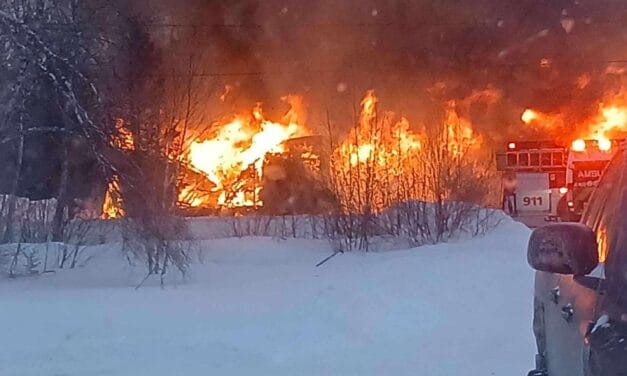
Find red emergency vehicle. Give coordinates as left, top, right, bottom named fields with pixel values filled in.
left=496, top=141, right=568, bottom=220
left=560, top=138, right=622, bottom=221
left=497, top=139, right=622, bottom=222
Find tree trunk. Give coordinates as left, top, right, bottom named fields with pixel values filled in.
left=3, top=115, right=25, bottom=244
left=52, top=135, right=69, bottom=241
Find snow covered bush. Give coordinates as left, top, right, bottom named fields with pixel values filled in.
left=58, top=219, right=99, bottom=269
left=0, top=246, right=10, bottom=276
left=121, top=216, right=193, bottom=287
left=1, top=243, right=41, bottom=277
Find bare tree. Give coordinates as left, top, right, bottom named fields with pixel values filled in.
left=326, top=93, right=499, bottom=252
left=59, top=219, right=97, bottom=269
left=0, top=1, right=142, bottom=243
left=121, top=216, right=192, bottom=288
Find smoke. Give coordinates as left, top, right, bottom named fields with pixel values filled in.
left=142, top=0, right=627, bottom=145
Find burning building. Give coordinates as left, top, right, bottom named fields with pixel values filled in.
left=97, top=86, right=491, bottom=220
left=173, top=97, right=334, bottom=215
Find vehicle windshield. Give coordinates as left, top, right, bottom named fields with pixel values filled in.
left=1, top=1, right=627, bottom=375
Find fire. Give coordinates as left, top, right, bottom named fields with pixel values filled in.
left=100, top=120, right=135, bottom=219
left=520, top=108, right=563, bottom=128
left=337, top=90, right=481, bottom=167
left=445, top=100, right=479, bottom=156
left=520, top=73, right=627, bottom=149
left=112, top=119, right=134, bottom=151
left=103, top=87, right=490, bottom=217
left=569, top=104, right=627, bottom=151
left=522, top=102, right=627, bottom=151
left=339, top=91, right=423, bottom=169
left=101, top=176, right=125, bottom=219
left=332, top=91, right=424, bottom=213
left=361, top=90, right=378, bottom=125
left=395, top=117, right=423, bottom=154
left=587, top=105, right=627, bottom=147
left=218, top=188, right=262, bottom=207
left=521, top=109, right=538, bottom=124
left=178, top=185, right=204, bottom=208
left=182, top=98, right=307, bottom=208
left=349, top=143, right=375, bottom=166
left=332, top=90, right=486, bottom=213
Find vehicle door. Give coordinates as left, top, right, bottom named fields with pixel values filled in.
left=587, top=160, right=627, bottom=375
left=544, top=150, right=624, bottom=376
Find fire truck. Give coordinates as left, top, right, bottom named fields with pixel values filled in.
left=496, top=141, right=568, bottom=221
left=496, top=139, right=621, bottom=223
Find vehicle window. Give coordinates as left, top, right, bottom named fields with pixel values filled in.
left=552, top=152, right=563, bottom=166
left=519, top=153, right=529, bottom=166
left=507, top=153, right=517, bottom=166
left=541, top=153, right=551, bottom=166
left=529, top=153, right=540, bottom=166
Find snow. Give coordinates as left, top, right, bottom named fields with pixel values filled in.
left=0, top=218, right=534, bottom=375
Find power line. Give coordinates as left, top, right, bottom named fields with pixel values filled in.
left=137, top=58, right=627, bottom=79
left=33, top=16, right=627, bottom=31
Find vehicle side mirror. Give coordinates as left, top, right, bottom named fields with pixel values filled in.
left=527, top=223, right=598, bottom=275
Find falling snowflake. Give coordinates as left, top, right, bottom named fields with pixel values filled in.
left=561, top=17, right=575, bottom=34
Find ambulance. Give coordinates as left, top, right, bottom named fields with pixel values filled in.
left=497, top=139, right=621, bottom=222
left=559, top=138, right=622, bottom=221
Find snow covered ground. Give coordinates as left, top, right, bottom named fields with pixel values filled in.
left=0, top=218, right=534, bottom=375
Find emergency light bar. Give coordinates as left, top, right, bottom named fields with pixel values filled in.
left=570, top=138, right=622, bottom=153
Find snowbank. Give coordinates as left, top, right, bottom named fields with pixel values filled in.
left=0, top=218, right=534, bottom=375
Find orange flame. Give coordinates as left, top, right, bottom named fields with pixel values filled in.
left=587, top=105, right=627, bottom=147
left=112, top=119, right=134, bottom=151
left=521, top=109, right=539, bottom=124
left=338, top=91, right=422, bottom=169
left=445, top=100, right=479, bottom=156
left=522, top=89, right=627, bottom=149
left=332, top=90, right=484, bottom=213
left=101, top=176, right=125, bottom=219
left=100, top=120, right=135, bottom=219
left=360, top=90, right=378, bottom=127
left=183, top=98, right=307, bottom=208
left=520, top=108, right=563, bottom=128
left=178, top=185, right=204, bottom=208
